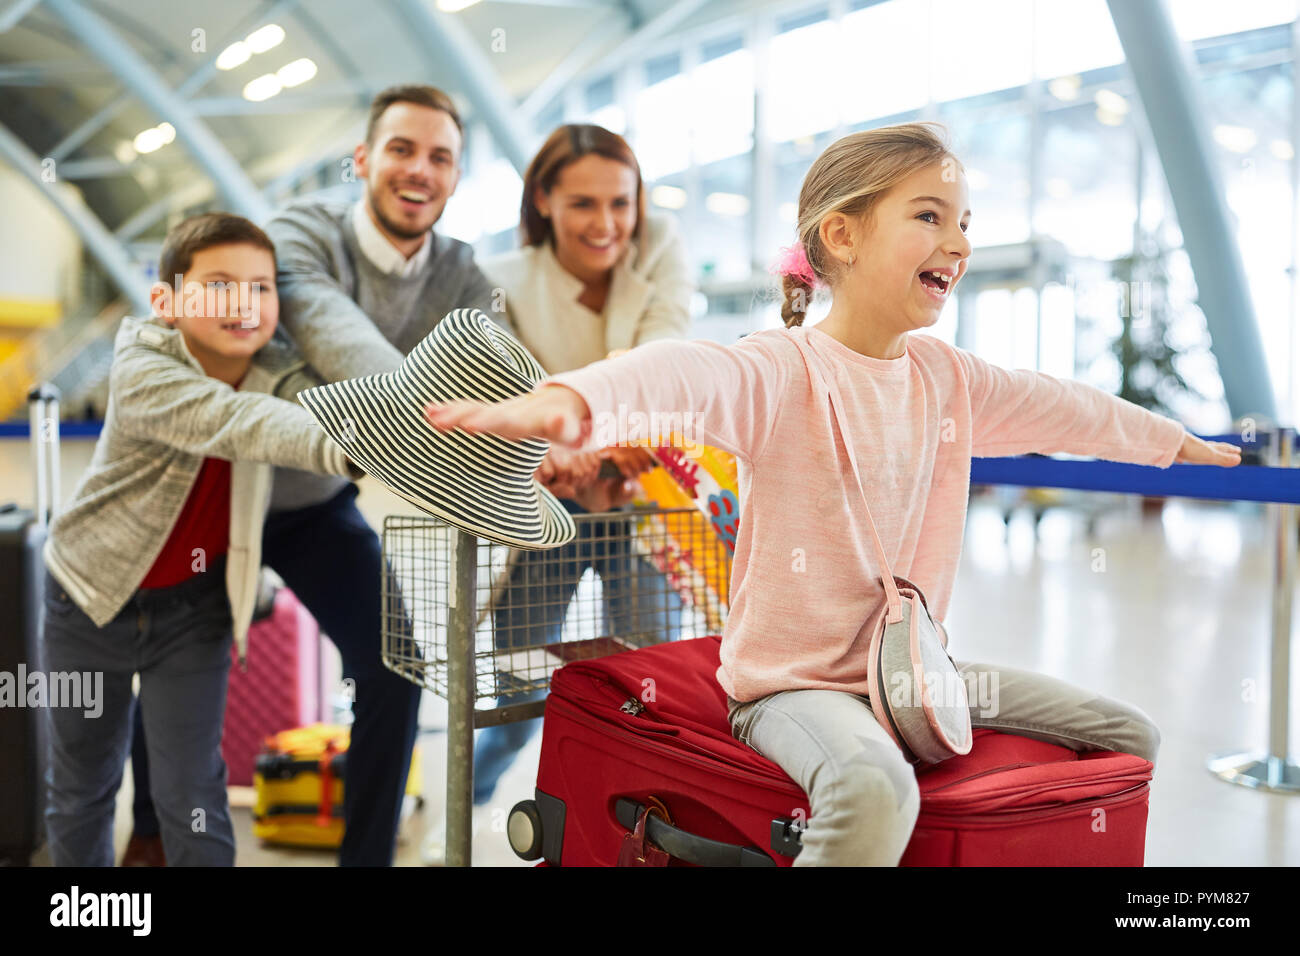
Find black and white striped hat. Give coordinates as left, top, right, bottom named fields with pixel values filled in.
left=297, top=308, right=577, bottom=549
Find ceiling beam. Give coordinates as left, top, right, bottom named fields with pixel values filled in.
left=579, top=0, right=708, bottom=87
left=390, top=0, right=531, bottom=172
left=0, top=62, right=109, bottom=84
left=190, top=88, right=378, bottom=116
left=1107, top=0, right=1276, bottom=420
left=0, top=0, right=44, bottom=33
left=519, top=8, right=631, bottom=118
left=47, top=0, right=301, bottom=164
left=42, top=0, right=271, bottom=222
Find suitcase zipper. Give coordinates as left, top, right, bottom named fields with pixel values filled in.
left=920, top=781, right=1150, bottom=824
left=923, top=761, right=1148, bottom=801
left=551, top=689, right=1150, bottom=817
left=924, top=769, right=1152, bottom=810
left=546, top=692, right=805, bottom=795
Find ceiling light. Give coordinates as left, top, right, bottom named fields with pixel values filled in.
left=242, top=73, right=283, bottom=102
left=1095, top=107, right=1125, bottom=127
left=1045, top=177, right=1071, bottom=199
left=156, top=122, right=175, bottom=145
left=276, top=57, right=317, bottom=88
left=216, top=41, right=251, bottom=71
left=650, top=184, right=687, bottom=209
left=1047, top=75, right=1080, bottom=101
left=1213, top=125, right=1256, bottom=154
left=1272, top=139, right=1294, bottom=160
left=706, top=192, right=749, bottom=217
left=113, top=140, right=136, bottom=164
left=1093, top=89, right=1128, bottom=114
left=246, top=24, right=285, bottom=54
left=133, top=126, right=167, bottom=154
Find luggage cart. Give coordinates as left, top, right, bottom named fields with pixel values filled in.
left=380, top=505, right=732, bottom=866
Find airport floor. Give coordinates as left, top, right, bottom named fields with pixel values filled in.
left=30, top=490, right=1300, bottom=867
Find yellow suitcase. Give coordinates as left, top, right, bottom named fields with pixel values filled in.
left=252, top=723, right=421, bottom=848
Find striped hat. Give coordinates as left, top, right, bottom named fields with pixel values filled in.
left=297, top=308, right=576, bottom=549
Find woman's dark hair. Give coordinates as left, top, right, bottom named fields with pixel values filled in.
left=520, top=124, right=646, bottom=247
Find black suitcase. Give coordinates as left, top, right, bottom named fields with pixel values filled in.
left=0, top=385, right=60, bottom=865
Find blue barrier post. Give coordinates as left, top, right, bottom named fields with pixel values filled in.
left=1207, top=426, right=1300, bottom=793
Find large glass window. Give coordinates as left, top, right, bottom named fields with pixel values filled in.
left=633, top=67, right=691, bottom=181
left=697, top=154, right=753, bottom=282
left=931, top=0, right=1034, bottom=102
left=583, top=74, right=625, bottom=133
left=1169, top=0, right=1298, bottom=42
left=1198, top=56, right=1294, bottom=420
left=1033, top=0, right=1125, bottom=78
left=766, top=131, right=836, bottom=260
left=692, top=42, right=754, bottom=165
left=766, top=11, right=840, bottom=142
left=939, top=103, right=1032, bottom=248
left=1035, top=98, right=1138, bottom=260
left=840, top=0, right=929, bottom=125
left=442, top=154, right=521, bottom=247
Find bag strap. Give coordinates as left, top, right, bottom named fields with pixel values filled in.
left=803, top=339, right=903, bottom=625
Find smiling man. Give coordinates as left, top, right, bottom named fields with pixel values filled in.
left=253, top=85, right=508, bottom=867
left=269, top=84, right=508, bottom=381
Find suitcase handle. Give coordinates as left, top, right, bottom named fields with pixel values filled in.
left=27, top=383, right=60, bottom=527
left=614, top=798, right=777, bottom=867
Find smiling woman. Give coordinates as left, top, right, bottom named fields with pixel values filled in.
left=483, top=123, right=692, bottom=374
left=470, top=123, right=695, bottom=809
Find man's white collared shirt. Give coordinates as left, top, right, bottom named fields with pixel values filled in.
left=351, top=200, right=432, bottom=278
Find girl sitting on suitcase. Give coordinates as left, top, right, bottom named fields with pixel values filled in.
left=425, top=123, right=1240, bottom=866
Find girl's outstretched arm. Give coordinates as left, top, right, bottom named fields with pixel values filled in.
left=1174, top=432, right=1241, bottom=466
left=955, top=347, right=1239, bottom=468
left=426, top=383, right=591, bottom=447
left=426, top=336, right=789, bottom=462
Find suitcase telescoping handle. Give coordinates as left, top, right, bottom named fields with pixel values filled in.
left=614, top=798, right=784, bottom=867
left=28, top=383, right=60, bottom=528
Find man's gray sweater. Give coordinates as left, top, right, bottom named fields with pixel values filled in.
left=265, top=198, right=511, bottom=511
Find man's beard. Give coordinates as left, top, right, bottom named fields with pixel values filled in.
left=371, top=194, right=436, bottom=241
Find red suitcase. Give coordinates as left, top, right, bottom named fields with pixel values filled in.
left=221, top=586, right=321, bottom=786
left=514, top=636, right=1152, bottom=866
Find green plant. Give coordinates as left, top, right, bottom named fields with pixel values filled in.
left=1109, top=236, right=1206, bottom=418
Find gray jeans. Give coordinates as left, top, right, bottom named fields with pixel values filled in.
left=42, top=567, right=237, bottom=866
left=727, top=659, right=1160, bottom=867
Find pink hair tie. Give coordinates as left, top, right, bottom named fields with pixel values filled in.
left=771, top=242, right=816, bottom=286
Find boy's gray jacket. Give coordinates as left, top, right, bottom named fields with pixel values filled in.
left=44, top=316, right=360, bottom=663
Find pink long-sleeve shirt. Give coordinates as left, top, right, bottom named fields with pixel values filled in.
left=547, top=325, right=1187, bottom=703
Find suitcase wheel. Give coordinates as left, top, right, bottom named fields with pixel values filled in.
left=507, top=800, right=544, bottom=861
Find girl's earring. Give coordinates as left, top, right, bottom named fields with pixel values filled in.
left=848, top=254, right=856, bottom=266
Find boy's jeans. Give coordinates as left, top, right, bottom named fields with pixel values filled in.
left=43, top=565, right=237, bottom=867
left=727, top=659, right=1162, bottom=867
left=472, top=499, right=685, bottom=805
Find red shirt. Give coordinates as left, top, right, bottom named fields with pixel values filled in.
left=139, top=456, right=232, bottom=589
